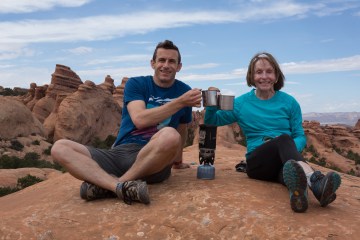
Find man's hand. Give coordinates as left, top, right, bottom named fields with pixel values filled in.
left=178, top=88, right=202, bottom=108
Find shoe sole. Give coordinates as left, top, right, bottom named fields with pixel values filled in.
left=319, top=172, right=341, bottom=207
left=283, top=160, right=308, bottom=213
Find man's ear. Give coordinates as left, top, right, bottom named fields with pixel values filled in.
left=176, top=63, right=182, bottom=72
left=150, top=59, right=155, bottom=69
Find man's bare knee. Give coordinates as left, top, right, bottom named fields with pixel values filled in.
left=51, top=139, right=68, bottom=164
left=158, top=127, right=181, bottom=148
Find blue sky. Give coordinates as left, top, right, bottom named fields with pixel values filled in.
left=0, top=0, right=359, bottom=113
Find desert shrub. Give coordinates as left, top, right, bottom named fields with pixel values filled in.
left=347, top=168, right=356, bottom=176
left=43, top=145, right=52, bottom=155
left=0, top=153, right=65, bottom=172
left=304, top=145, right=319, bottom=158
left=308, top=156, right=317, bottom=164
left=32, top=140, right=40, bottom=145
left=0, top=175, right=44, bottom=197
left=0, top=186, right=19, bottom=197
left=0, top=155, right=22, bottom=169
left=328, top=164, right=341, bottom=172
left=346, top=150, right=360, bottom=165
left=318, top=157, right=327, bottom=167
left=17, top=174, right=43, bottom=189
left=333, top=145, right=343, bottom=155
left=92, top=135, right=116, bottom=149
left=10, top=140, right=24, bottom=151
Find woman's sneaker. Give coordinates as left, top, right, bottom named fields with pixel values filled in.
left=116, top=180, right=150, bottom=205
left=283, top=160, right=308, bottom=213
left=310, top=171, right=341, bottom=207
left=80, top=182, right=116, bottom=200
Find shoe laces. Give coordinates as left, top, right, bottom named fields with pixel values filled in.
left=121, top=181, right=139, bottom=205
left=310, top=171, right=324, bottom=183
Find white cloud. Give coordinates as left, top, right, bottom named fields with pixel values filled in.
left=67, top=46, right=93, bottom=55
left=0, top=12, right=237, bottom=44
left=0, top=66, right=52, bottom=88
left=183, top=63, right=219, bottom=70
left=77, top=66, right=152, bottom=83
left=0, top=43, right=35, bottom=60
left=0, top=1, right=343, bottom=45
left=281, top=55, right=360, bottom=74
left=0, top=0, right=92, bottom=13
left=180, top=73, right=239, bottom=82
left=85, top=54, right=150, bottom=65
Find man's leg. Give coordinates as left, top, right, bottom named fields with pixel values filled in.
left=51, top=139, right=118, bottom=192
left=118, top=127, right=182, bottom=182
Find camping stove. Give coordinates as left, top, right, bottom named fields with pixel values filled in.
left=197, top=124, right=217, bottom=180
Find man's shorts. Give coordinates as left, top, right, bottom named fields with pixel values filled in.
left=87, top=143, right=171, bottom=184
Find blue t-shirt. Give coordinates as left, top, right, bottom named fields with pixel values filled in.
left=113, top=75, right=192, bottom=146
left=204, top=89, right=306, bottom=156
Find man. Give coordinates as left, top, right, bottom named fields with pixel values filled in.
left=51, top=40, right=202, bottom=205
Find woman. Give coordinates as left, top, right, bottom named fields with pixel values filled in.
left=204, top=52, right=341, bottom=213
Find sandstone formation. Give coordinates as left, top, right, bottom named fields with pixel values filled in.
left=113, top=77, right=129, bottom=108
left=50, top=64, right=83, bottom=94
left=355, top=119, right=360, bottom=129
left=0, top=97, right=45, bottom=139
left=98, top=75, right=116, bottom=94
left=32, top=84, right=56, bottom=123
left=21, top=82, right=37, bottom=105
left=0, top=145, right=359, bottom=239
left=51, top=80, right=121, bottom=144
left=26, top=85, right=47, bottom=111
left=303, top=120, right=360, bottom=175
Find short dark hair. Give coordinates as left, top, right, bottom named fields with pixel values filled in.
left=152, top=40, right=181, bottom=64
left=246, top=52, right=285, bottom=91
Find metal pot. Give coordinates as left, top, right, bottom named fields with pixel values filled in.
left=218, top=95, right=234, bottom=110
left=202, top=90, right=218, bottom=107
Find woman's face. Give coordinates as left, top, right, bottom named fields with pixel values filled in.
left=253, top=59, right=277, bottom=92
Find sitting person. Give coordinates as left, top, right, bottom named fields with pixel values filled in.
left=51, top=40, right=202, bottom=205
left=204, top=52, right=341, bottom=213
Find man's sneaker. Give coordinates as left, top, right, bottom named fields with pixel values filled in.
left=283, top=160, right=308, bottom=213
left=310, top=171, right=341, bottom=207
left=80, top=181, right=116, bottom=201
left=116, top=180, right=150, bottom=205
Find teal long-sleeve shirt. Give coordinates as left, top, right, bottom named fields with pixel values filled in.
left=204, top=89, right=306, bottom=157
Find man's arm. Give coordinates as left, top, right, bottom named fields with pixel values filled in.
left=172, top=123, right=190, bottom=169
left=127, top=88, right=201, bottom=130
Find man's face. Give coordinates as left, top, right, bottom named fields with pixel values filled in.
left=151, top=48, right=182, bottom=87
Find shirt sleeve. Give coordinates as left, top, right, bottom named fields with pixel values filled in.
left=290, top=99, right=307, bottom=152
left=124, top=77, right=147, bottom=104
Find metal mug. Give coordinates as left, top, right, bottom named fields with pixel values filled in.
left=202, top=90, right=218, bottom=107
left=218, top=95, right=234, bottom=110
